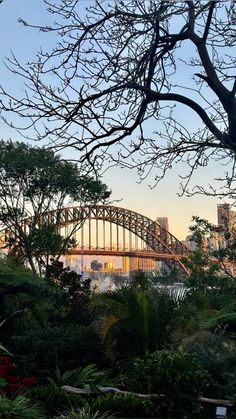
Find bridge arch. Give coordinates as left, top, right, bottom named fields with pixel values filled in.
left=41, top=205, right=190, bottom=276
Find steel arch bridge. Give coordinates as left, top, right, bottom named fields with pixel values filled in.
left=40, top=205, right=190, bottom=276
left=0, top=205, right=190, bottom=276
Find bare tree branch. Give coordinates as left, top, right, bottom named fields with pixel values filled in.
left=0, top=0, right=236, bottom=197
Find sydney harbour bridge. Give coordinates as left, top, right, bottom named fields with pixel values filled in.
left=41, top=205, right=190, bottom=276
left=1, top=205, right=190, bottom=277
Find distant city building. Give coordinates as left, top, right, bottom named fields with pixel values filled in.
left=156, top=217, right=169, bottom=232
left=91, top=259, right=103, bottom=271
left=183, top=235, right=198, bottom=251
left=128, top=257, right=156, bottom=272
left=208, top=229, right=219, bottom=250
left=184, top=230, right=220, bottom=252
left=217, top=203, right=236, bottom=247
left=104, top=261, right=113, bottom=271
left=156, top=217, right=169, bottom=243
left=217, top=203, right=236, bottom=230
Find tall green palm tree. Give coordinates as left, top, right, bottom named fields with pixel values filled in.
left=91, top=280, right=178, bottom=360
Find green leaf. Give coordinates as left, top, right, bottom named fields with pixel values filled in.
left=0, top=343, right=12, bottom=356
left=0, top=377, right=7, bottom=387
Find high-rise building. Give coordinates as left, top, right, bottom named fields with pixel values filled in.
left=156, top=217, right=169, bottom=232
left=146, top=216, right=169, bottom=252
left=217, top=203, right=236, bottom=229
left=182, top=235, right=198, bottom=251
left=217, top=203, right=236, bottom=247
left=156, top=217, right=169, bottom=243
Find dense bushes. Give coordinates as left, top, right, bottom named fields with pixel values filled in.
left=123, top=351, right=209, bottom=417
left=91, top=283, right=179, bottom=360
left=0, top=395, right=43, bottom=418
left=90, top=393, right=155, bottom=418
left=7, top=324, right=107, bottom=378
left=26, top=385, right=84, bottom=416
left=1, top=257, right=236, bottom=418
left=181, top=331, right=236, bottom=399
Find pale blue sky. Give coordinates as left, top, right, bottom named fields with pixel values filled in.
left=0, top=0, right=228, bottom=239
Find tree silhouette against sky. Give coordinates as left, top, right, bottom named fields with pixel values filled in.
left=0, top=1, right=236, bottom=198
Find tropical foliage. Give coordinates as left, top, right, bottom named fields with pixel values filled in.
left=91, top=278, right=178, bottom=360
left=26, top=385, right=84, bottom=417
left=90, top=394, right=154, bottom=418
left=0, top=395, right=43, bottom=418
left=47, top=364, right=113, bottom=393
left=122, top=351, right=208, bottom=417
left=0, top=220, right=236, bottom=417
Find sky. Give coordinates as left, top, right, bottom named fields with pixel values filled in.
left=0, top=0, right=229, bottom=240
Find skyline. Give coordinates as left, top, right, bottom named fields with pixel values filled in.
left=0, top=1, right=233, bottom=241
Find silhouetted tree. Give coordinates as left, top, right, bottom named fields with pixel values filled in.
left=46, top=259, right=92, bottom=325
left=0, top=141, right=111, bottom=273
left=1, top=1, right=236, bottom=196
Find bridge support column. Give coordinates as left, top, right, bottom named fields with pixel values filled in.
left=122, top=256, right=129, bottom=274
left=130, top=257, right=139, bottom=271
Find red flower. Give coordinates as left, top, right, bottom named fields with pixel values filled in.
left=0, top=356, right=14, bottom=367
left=0, top=354, right=36, bottom=396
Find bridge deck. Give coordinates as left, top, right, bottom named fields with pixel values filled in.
left=66, top=248, right=185, bottom=260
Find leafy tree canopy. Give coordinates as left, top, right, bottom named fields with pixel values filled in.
left=0, top=256, right=57, bottom=333
left=0, top=140, right=111, bottom=273
left=184, top=215, right=236, bottom=283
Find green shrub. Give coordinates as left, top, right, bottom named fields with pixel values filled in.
left=48, top=364, right=114, bottom=390
left=57, top=404, right=114, bottom=418
left=181, top=331, right=236, bottom=399
left=0, top=343, right=11, bottom=356
left=26, top=384, right=84, bottom=416
left=8, top=324, right=107, bottom=377
left=0, top=394, right=43, bottom=418
left=90, top=393, right=155, bottom=418
left=123, top=350, right=209, bottom=417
